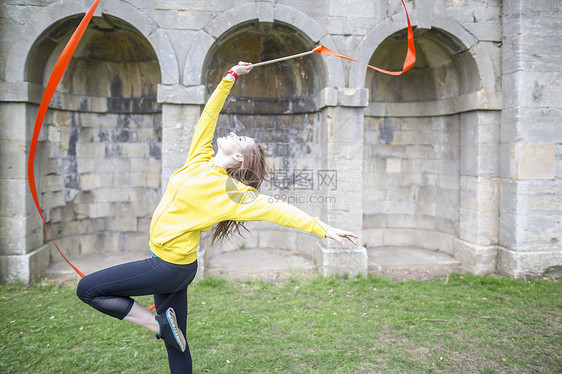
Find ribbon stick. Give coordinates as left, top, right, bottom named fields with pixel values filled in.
left=252, top=50, right=315, bottom=67
left=253, top=0, right=415, bottom=76
left=28, top=0, right=101, bottom=279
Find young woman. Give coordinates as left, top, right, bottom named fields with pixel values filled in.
left=76, top=62, right=358, bottom=373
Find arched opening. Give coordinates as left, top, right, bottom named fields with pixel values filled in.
left=201, top=21, right=327, bottom=279
left=26, top=15, right=162, bottom=262
left=363, top=28, right=481, bottom=270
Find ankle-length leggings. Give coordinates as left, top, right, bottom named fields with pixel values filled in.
left=76, top=256, right=198, bottom=374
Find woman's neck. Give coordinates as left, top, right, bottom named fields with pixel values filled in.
left=213, top=152, right=235, bottom=170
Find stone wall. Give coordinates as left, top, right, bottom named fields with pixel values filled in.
left=499, top=0, right=562, bottom=277
left=0, top=0, right=560, bottom=282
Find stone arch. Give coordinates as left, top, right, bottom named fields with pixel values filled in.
left=359, top=13, right=501, bottom=273
left=184, top=3, right=345, bottom=87
left=25, top=14, right=163, bottom=260
left=348, top=12, right=494, bottom=90
left=198, top=18, right=332, bottom=274
left=9, top=0, right=179, bottom=86
left=100, top=1, right=179, bottom=85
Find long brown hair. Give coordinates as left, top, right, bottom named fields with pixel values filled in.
left=211, top=139, right=268, bottom=245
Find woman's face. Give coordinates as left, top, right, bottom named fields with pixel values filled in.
left=217, top=132, right=255, bottom=158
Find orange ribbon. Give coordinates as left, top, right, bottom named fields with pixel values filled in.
left=313, top=0, right=415, bottom=75
left=28, top=0, right=101, bottom=279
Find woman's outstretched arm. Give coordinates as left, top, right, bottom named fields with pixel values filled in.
left=185, top=62, right=253, bottom=165
left=232, top=190, right=358, bottom=246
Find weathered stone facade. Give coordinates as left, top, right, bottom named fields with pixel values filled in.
left=0, top=0, right=560, bottom=282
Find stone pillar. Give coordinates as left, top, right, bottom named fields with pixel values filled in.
left=157, top=83, right=206, bottom=277
left=0, top=82, right=49, bottom=283
left=499, top=1, right=562, bottom=277
left=454, top=108, right=501, bottom=275
left=157, top=84, right=206, bottom=183
left=315, top=87, right=368, bottom=276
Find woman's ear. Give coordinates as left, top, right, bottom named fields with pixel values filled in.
left=232, top=153, right=244, bottom=163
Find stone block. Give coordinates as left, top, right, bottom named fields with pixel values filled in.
left=510, top=143, right=556, bottom=180
left=453, top=238, right=497, bottom=275
left=275, top=4, right=326, bottom=42
left=415, top=187, right=437, bottom=216
left=460, top=176, right=500, bottom=213
left=129, top=187, right=159, bottom=205
left=329, top=0, right=374, bottom=18
left=338, top=87, right=369, bottom=108
left=93, top=188, right=130, bottom=203
left=146, top=173, right=161, bottom=188
left=256, top=1, right=274, bottom=23
left=316, top=244, right=367, bottom=277
left=129, top=173, right=146, bottom=187
left=79, top=173, right=101, bottom=190
left=345, top=16, right=376, bottom=35
left=153, top=9, right=214, bottom=30
left=157, top=84, right=206, bottom=105
left=461, top=110, right=501, bottom=145
left=48, top=236, right=81, bottom=265
left=94, top=159, right=130, bottom=173
left=119, top=233, right=150, bottom=252
left=0, top=244, right=50, bottom=283
left=0, top=82, right=38, bottom=104
left=182, top=31, right=216, bottom=85
left=514, top=180, right=562, bottom=215
left=317, top=87, right=338, bottom=109
left=77, top=159, right=96, bottom=174
left=80, top=232, right=120, bottom=255
left=219, top=229, right=259, bottom=253
left=258, top=229, right=298, bottom=250
left=204, top=4, right=257, bottom=39
left=362, top=228, right=384, bottom=248
left=0, top=215, right=26, bottom=255
left=520, top=71, right=562, bottom=108
left=505, top=108, right=562, bottom=144
left=39, top=191, right=65, bottom=211
left=138, top=217, right=152, bottom=233
left=497, top=246, right=562, bottom=279
left=0, top=103, right=27, bottom=141
left=0, top=140, right=26, bottom=180
left=419, top=231, right=456, bottom=254
left=500, top=186, right=561, bottom=251
left=394, top=214, right=437, bottom=231
left=318, top=15, right=345, bottom=35
left=112, top=173, right=131, bottom=187
left=383, top=228, right=419, bottom=247
left=122, top=144, right=150, bottom=158
left=385, top=158, right=402, bottom=173
left=108, top=216, right=138, bottom=232
left=155, top=0, right=233, bottom=12
left=460, top=208, right=499, bottom=246
left=463, top=22, right=502, bottom=42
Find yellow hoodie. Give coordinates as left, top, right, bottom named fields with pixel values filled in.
left=149, top=78, right=330, bottom=264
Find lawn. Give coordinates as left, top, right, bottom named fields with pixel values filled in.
left=1, top=274, right=560, bottom=373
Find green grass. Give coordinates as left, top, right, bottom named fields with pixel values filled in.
left=1, top=274, right=560, bottom=373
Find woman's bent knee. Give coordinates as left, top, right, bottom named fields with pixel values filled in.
left=76, top=275, right=94, bottom=304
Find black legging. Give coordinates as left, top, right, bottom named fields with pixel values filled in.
left=76, top=256, right=198, bottom=373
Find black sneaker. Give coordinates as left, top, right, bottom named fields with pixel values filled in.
left=155, top=307, right=186, bottom=352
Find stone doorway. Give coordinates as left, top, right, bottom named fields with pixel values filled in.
left=200, top=21, right=327, bottom=279
left=363, top=27, right=496, bottom=273
left=27, top=15, right=162, bottom=266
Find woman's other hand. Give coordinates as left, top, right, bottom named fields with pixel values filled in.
left=325, top=227, right=359, bottom=246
